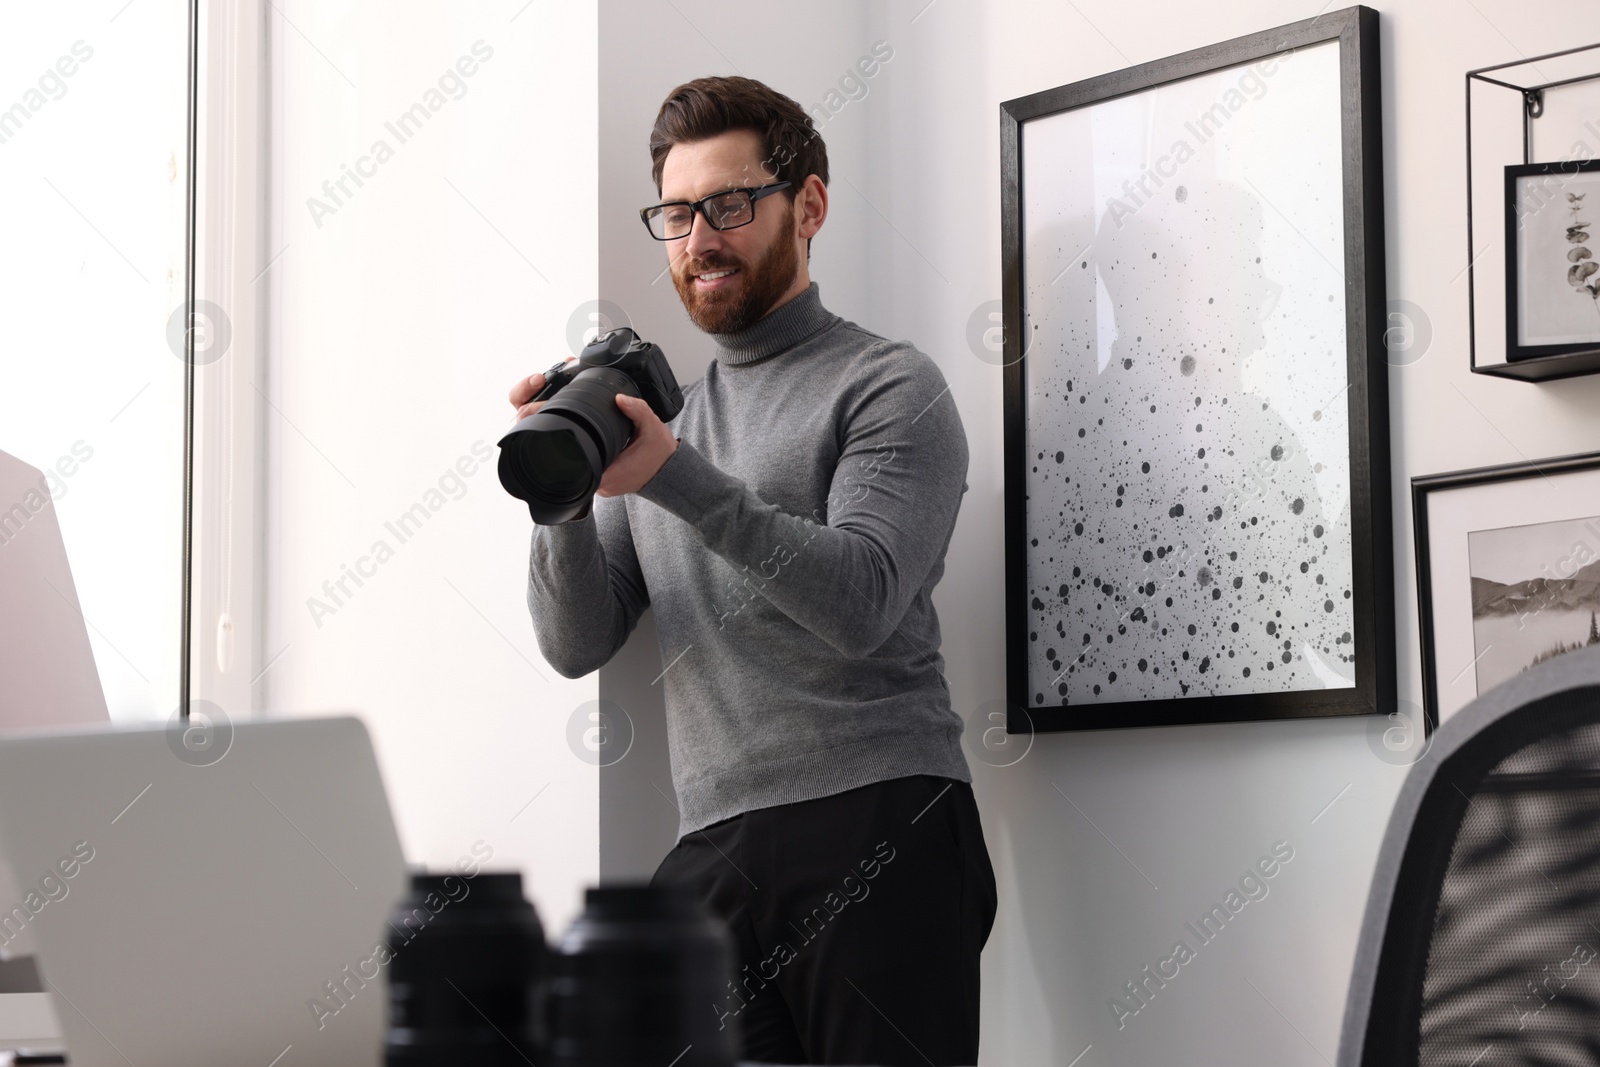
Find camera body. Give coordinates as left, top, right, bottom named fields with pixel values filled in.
left=498, top=328, right=685, bottom=525
left=533, top=327, right=683, bottom=418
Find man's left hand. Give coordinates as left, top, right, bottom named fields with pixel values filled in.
left=596, top=393, right=679, bottom=498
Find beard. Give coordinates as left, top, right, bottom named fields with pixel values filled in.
left=671, top=206, right=800, bottom=335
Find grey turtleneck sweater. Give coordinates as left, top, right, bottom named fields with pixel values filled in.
left=525, top=283, right=972, bottom=839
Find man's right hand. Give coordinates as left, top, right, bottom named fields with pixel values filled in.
left=508, top=357, right=577, bottom=422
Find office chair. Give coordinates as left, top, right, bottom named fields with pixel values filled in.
left=1339, top=643, right=1600, bottom=1065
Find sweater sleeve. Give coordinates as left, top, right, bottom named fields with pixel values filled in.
left=524, top=491, right=650, bottom=678
left=634, top=346, right=968, bottom=659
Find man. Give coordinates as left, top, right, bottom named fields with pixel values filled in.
left=511, top=75, right=995, bottom=1066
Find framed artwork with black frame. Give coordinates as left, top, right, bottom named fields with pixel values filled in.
left=1414, top=451, right=1600, bottom=728
left=1000, top=6, right=1393, bottom=733
left=1505, top=159, right=1600, bottom=363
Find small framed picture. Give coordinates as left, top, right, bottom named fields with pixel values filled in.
left=1505, top=160, right=1600, bottom=362
left=1414, top=450, right=1600, bottom=726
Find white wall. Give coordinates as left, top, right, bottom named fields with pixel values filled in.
left=264, top=0, right=600, bottom=935
left=0, top=1, right=190, bottom=724
left=595, top=1, right=1600, bottom=1064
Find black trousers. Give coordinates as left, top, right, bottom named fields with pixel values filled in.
left=650, top=774, right=997, bottom=1066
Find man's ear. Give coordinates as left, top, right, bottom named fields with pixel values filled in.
left=796, top=173, right=828, bottom=241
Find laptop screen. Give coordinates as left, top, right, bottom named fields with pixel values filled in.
left=0, top=448, right=110, bottom=731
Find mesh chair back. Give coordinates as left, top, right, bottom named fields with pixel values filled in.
left=1340, top=644, right=1600, bottom=1065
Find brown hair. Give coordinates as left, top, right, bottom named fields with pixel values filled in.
left=649, top=75, right=829, bottom=198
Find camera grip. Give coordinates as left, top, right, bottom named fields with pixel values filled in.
left=533, top=358, right=576, bottom=402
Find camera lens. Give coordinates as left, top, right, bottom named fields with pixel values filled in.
left=498, top=367, right=639, bottom=525
left=527, top=432, right=593, bottom=499
left=545, top=883, right=738, bottom=1067
left=384, top=872, right=545, bottom=1066
left=515, top=418, right=601, bottom=504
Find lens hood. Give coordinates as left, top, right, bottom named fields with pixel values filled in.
left=498, top=410, right=606, bottom=525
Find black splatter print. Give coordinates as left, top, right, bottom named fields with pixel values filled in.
left=1020, top=152, right=1355, bottom=706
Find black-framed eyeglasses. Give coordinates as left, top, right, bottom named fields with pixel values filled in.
left=639, top=181, right=792, bottom=241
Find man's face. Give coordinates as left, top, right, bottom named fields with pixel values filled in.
left=660, top=128, right=802, bottom=334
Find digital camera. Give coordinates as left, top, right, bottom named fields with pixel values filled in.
left=498, top=328, right=685, bottom=525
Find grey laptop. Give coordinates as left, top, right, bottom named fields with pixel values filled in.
left=0, top=715, right=408, bottom=1066
left=0, top=446, right=114, bottom=1047
left=0, top=446, right=109, bottom=731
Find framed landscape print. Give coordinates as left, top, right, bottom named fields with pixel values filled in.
left=1414, top=451, right=1600, bottom=727
left=1505, top=160, right=1600, bottom=362
left=1000, top=6, right=1394, bottom=732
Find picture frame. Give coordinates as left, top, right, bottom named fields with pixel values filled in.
left=1505, top=159, right=1600, bottom=363
left=1413, top=450, right=1600, bottom=728
left=1000, top=6, right=1393, bottom=733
